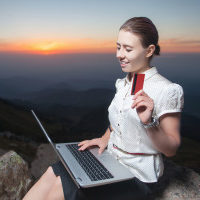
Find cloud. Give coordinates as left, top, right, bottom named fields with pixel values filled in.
left=0, top=37, right=200, bottom=54
left=160, top=38, right=200, bottom=53
left=0, top=39, right=11, bottom=47
left=160, top=38, right=200, bottom=45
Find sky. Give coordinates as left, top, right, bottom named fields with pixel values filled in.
left=0, top=0, right=200, bottom=97
left=0, top=0, right=200, bottom=54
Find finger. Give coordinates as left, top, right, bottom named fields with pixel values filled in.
left=132, top=96, right=149, bottom=108
left=132, top=99, right=144, bottom=108
left=134, top=95, right=147, bottom=102
left=79, top=139, right=98, bottom=151
left=78, top=143, right=90, bottom=151
left=135, top=101, right=153, bottom=111
left=133, top=89, right=148, bottom=100
left=133, top=89, right=143, bottom=99
left=78, top=140, right=89, bottom=146
left=78, top=141, right=91, bottom=150
left=134, top=98, right=154, bottom=110
left=98, top=145, right=106, bottom=154
left=132, top=99, right=145, bottom=109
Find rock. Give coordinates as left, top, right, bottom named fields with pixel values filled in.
left=0, top=151, right=33, bottom=200
left=148, top=157, right=200, bottom=199
left=31, top=143, right=59, bottom=179
left=0, top=149, right=7, bottom=157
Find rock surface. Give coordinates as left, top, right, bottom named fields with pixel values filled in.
left=0, top=151, right=33, bottom=200
left=31, top=143, right=59, bottom=179
left=148, top=157, right=200, bottom=199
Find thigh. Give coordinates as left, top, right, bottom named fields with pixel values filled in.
left=23, top=166, right=57, bottom=200
left=46, top=176, right=65, bottom=200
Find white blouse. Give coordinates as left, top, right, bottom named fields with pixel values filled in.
left=107, top=66, right=184, bottom=183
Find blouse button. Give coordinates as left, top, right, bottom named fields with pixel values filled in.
left=118, top=123, right=120, bottom=126
left=120, top=110, right=122, bottom=113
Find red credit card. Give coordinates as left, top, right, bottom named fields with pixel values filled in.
left=131, top=73, right=145, bottom=95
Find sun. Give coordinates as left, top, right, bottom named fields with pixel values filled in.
left=32, top=41, right=61, bottom=54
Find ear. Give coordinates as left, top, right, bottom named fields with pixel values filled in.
left=146, top=44, right=155, bottom=58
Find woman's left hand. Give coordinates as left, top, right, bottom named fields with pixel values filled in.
left=131, top=89, right=154, bottom=124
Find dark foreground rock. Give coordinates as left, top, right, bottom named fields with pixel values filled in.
left=0, top=151, right=33, bottom=200
left=31, top=143, right=59, bottom=179
left=148, top=158, right=200, bottom=199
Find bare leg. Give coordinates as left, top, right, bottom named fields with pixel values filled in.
left=23, top=166, right=58, bottom=200
left=46, top=176, right=65, bottom=200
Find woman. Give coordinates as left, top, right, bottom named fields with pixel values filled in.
left=23, top=17, right=184, bottom=200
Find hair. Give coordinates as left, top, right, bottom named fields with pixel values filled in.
left=120, top=17, right=160, bottom=57
left=119, top=17, right=160, bottom=81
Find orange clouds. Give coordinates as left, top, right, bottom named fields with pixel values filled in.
left=160, top=38, right=200, bottom=53
left=0, top=37, right=200, bottom=54
left=0, top=38, right=115, bottom=54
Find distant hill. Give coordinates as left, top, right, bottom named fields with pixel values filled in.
left=0, top=76, right=114, bottom=99
left=22, top=88, right=115, bottom=107
left=180, top=112, right=200, bottom=140
left=7, top=84, right=200, bottom=141
left=183, top=94, right=200, bottom=119
left=0, top=98, right=44, bottom=142
left=0, top=97, right=111, bottom=143
left=2, top=84, right=200, bottom=142
left=0, top=77, right=57, bottom=99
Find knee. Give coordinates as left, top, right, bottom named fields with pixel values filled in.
left=54, top=176, right=62, bottom=188
left=42, top=166, right=57, bottom=182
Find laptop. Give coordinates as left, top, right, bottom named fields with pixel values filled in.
left=31, top=110, right=135, bottom=188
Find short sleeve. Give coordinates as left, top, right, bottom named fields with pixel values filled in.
left=115, top=78, right=123, bottom=93
left=155, top=83, right=184, bottom=119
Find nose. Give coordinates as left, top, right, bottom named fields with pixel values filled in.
left=116, top=48, right=125, bottom=59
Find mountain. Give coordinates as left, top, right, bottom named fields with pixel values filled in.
left=183, top=94, right=200, bottom=118
left=0, top=76, right=114, bottom=99
left=3, top=84, right=200, bottom=142
left=0, top=77, right=58, bottom=99
left=19, top=88, right=115, bottom=107
left=0, top=97, right=111, bottom=143
left=0, top=98, right=43, bottom=142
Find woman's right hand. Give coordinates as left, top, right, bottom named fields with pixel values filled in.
left=78, top=135, right=109, bottom=154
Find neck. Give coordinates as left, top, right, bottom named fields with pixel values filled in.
left=129, top=65, right=151, bottom=81
left=137, top=65, right=151, bottom=73
left=129, top=65, right=151, bottom=78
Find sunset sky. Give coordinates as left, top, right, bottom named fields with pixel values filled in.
left=0, top=0, right=200, bottom=54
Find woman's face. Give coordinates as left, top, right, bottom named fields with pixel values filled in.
left=116, top=29, right=151, bottom=74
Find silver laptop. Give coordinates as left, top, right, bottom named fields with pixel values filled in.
left=31, top=110, right=134, bottom=188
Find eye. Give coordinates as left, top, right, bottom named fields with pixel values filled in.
left=116, top=46, right=120, bottom=50
left=126, top=49, right=132, bottom=52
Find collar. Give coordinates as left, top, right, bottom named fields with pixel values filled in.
left=124, top=66, right=158, bottom=86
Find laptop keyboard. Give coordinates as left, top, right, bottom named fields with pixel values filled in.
left=66, top=144, right=113, bottom=181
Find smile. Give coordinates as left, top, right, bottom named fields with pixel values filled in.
left=120, top=61, right=129, bottom=67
